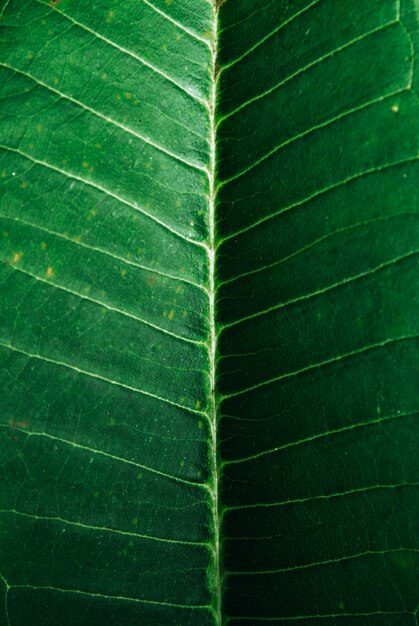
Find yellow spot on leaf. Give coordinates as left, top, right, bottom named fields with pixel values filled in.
left=161, top=44, right=168, bottom=52
left=391, top=104, right=399, bottom=113
left=46, top=266, right=54, bottom=278
left=41, top=242, right=47, bottom=251
left=105, top=9, right=115, bottom=23
left=35, top=123, right=43, bottom=133
left=197, top=420, right=203, bottom=429
left=175, top=286, right=184, bottom=295
left=101, top=72, right=108, bottom=81
left=195, top=399, right=201, bottom=409
left=168, top=309, right=175, bottom=320
left=13, top=252, right=23, bottom=263
left=27, top=52, right=33, bottom=60
left=82, top=161, right=90, bottom=169
left=20, top=181, right=28, bottom=189
left=53, top=78, right=59, bottom=85
left=175, top=34, right=182, bottom=42
left=120, top=269, right=127, bottom=277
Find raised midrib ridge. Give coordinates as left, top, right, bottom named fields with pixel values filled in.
left=208, top=2, right=222, bottom=624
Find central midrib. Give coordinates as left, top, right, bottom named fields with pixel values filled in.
left=208, top=2, right=222, bottom=625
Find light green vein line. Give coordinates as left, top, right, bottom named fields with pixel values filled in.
left=35, top=0, right=209, bottom=108
left=208, top=3, right=222, bottom=624
left=218, top=157, right=419, bottom=244
left=5, top=262, right=207, bottom=347
left=227, top=548, right=419, bottom=576
left=0, top=423, right=210, bottom=490
left=217, top=88, right=407, bottom=186
left=1, top=64, right=209, bottom=173
left=223, top=481, right=419, bottom=515
left=223, top=409, right=419, bottom=466
left=221, top=335, right=419, bottom=400
left=218, top=20, right=398, bottom=123
left=0, top=572, right=10, bottom=626
left=0, top=144, right=209, bottom=251
left=0, top=509, right=209, bottom=547
left=10, top=583, right=211, bottom=610
left=220, top=248, right=419, bottom=331
left=219, top=0, right=323, bottom=72
left=0, top=342, right=208, bottom=418
left=218, top=212, right=417, bottom=287
left=0, top=0, right=12, bottom=19
left=0, top=214, right=205, bottom=291
left=141, top=0, right=211, bottom=47
left=227, top=611, right=413, bottom=622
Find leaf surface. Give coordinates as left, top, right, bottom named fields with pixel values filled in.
left=0, top=0, right=418, bottom=624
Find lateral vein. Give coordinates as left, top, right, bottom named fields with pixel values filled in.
left=36, top=0, right=209, bottom=108
left=0, top=341, right=208, bottom=417
left=0, top=424, right=209, bottom=489
left=0, top=144, right=209, bottom=250
left=1, top=63, right=209, bottom=173
left=0, top=509, right=208, bottom=546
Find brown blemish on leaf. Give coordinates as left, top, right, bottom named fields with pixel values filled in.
left=9, top=419, right=30, bottom=429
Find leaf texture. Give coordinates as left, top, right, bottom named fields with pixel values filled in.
left=0, top=0, right=419, bottom=624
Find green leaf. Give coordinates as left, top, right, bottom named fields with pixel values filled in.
left=1, top=1, right=418, bottom=624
